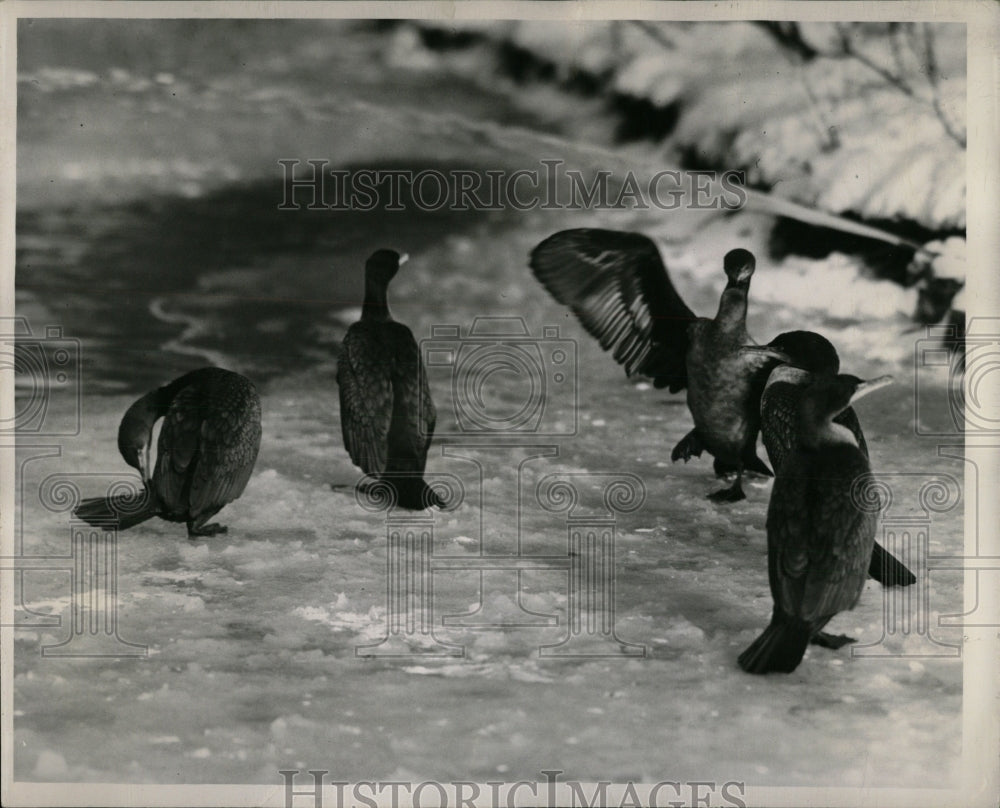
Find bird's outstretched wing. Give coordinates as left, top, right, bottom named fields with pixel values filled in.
left=529, top=228, right=699, bottom=392
left=337, top=324, right=393, bottom=475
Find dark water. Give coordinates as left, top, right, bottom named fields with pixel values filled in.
left=17, top=165, right=521, bottom=394
left=16, top=18, right=553, bottom=395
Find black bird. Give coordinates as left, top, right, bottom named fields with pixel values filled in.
left=738, top=373, right=893, bottom=674
left=336, top=249, right=443, bottom=510
left=74, top=367, right=262, bottom=537
left=530, top=229, right=780, bottom=501
left=742, top=331, right=915, bottom=587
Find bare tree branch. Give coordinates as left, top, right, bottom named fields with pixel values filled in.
left=825, top=23, right=965, bottom=148
left=629, top=21, right=675, bottom=51
left=752, top=21, right=819, bottom=61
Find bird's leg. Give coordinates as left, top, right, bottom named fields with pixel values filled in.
left=712, top=457, right=740, bottom=479
left=671, top=429, right=705, bottom=463
left=187, top=510, right=227, bottom=539
left=810, top=631, right=856, bottom=649
left=707, top=468, right=747, bottom=502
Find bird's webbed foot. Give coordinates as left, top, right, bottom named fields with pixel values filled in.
left=187, top=521, right=228, bottom=538
left=810, top=631, right=856, bottom=650
left=707, top=473, right=746, bottom=503
left=671, top=430, right=705, bottom=463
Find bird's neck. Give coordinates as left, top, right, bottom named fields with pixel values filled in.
left=764, top=364, right=811, bottom=392
left=129, top=388, right=172, bottom=423
left=362, top=278, right=392, bottom=321
left=118, top=389, right=170, bottom=468
left=799, top=412, right=859, bottom=450
left=714, top=283, right=749, bottom=331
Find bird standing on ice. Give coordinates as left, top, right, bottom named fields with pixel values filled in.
left=530, top=229, right=782, bottom=501
left=742, top=331, right=915, bottom=588
left=738, top=373, right=893, bottom=674
left=74, top=367, right=262, bottom=538
left=336, top=249, right=443, bottom=510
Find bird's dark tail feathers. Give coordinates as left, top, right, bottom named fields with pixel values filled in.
left=738, top=614, right=813, bottom=674
left=869, top=542, right=916, bottom=587
left=74, top=495, right=159, bottom=531
left=389, top=476, right=447, bottom=510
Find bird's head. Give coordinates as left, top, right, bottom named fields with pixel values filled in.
left=723, top=248, right=756, bottom=285
left=765, top=330, right=841, bottom=375
left=117, top=394, right=160, bottom=485
left=365, top=249, right=409, bottom=286
left=798, top=374, right=893, bottom=444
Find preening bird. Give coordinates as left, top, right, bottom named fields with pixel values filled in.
left=742, top=331, right=914, bottom=587
left=530, top=229, right=782, bottom=501
left=738, top=373, right=893, bottom=675
left=336, top=249, right=443, bottom=510
left=74, top=367, right=262, bottom=538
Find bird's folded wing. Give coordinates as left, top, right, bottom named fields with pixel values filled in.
left=188, top=394, right=263, bottom=513
left=767, top=489, right=811, bottom=613
left=389, top=324, right=436, bottom=468
left=759, top=380, right=802, bottom=472
left=154, top=385, right=203, bottom=510
left=529, top=228, right=698, bottom=391
left=799, top=486, right=877, bottom=620
left=337, top=328, right=393, bottom=475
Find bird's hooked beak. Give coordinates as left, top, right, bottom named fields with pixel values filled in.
left=851, top=375, right=894, bottom=404
left=739, top=345, right=793, bottom=363
left=735, top=263, right=754, bottom=283
left=398, top=253, right=410, bottom=267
